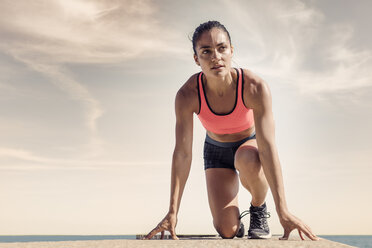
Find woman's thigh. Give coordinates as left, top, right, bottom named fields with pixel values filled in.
left=205, top=168, right=240, bottom=238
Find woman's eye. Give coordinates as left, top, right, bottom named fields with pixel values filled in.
left=202, top=50, right=210, bottom=54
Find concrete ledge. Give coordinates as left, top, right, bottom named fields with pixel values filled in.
left=0, top=235, right=355, bottom=248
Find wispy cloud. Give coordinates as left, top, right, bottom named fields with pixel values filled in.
left=0, top=147, right=169, bottom=170
left=0, top=147, right=53, bottom=164
left=12, top=58, right=103, bottom=132
left=1, top=53, right=105, bottom=158
left=0, top=0, right=186, bottom=64
left=224, top=0, right=372, bottom=97
left=1, top=0, right=372, bottom=172
left=0, top=0, right=189, bottom=169
left=0, top=0, right=187, bottom=155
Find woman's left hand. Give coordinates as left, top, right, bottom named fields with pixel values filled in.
left=278, top=211, right=319, bottom=241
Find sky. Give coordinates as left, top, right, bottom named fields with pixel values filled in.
left=0, top=0, right=371, bottom=236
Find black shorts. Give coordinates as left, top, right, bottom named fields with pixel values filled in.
left=203, top=132, right=256, bottom=170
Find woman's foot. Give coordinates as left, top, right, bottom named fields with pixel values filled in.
left=247, top=202, right=271, bottom=239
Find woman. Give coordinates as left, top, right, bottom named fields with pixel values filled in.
left=144, top=21, right=319, bottom=241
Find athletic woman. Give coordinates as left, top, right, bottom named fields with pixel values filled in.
left=144, top=21, right=319, bottom=241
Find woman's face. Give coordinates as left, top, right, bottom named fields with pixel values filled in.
left=194, top=27, right=233, bottom=78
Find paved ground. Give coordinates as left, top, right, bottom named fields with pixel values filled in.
left=0, top=235, right=355, bottom=248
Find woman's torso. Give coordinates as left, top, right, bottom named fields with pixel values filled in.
left=182, top=67, right=256, bottom=142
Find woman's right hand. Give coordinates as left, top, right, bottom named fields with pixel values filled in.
left=142, top=212, right=179, bottom=240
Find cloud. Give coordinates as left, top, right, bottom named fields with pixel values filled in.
left=0, top=147, right=53, bottom=164
left=1, top=0, right=372, bottom=170
left=0, top=0, right=186, bottom=64
left=1, top=53, right=105, bottom=158
left=0, top=1, right=188, bottom=157
left=0, top=147, right=168, bottom=170
left=223, top=0, right=372, bottom=97
left=13, top=59, right=103, bottom=132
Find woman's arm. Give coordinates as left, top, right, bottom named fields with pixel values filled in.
left=169, top=89, right=194, bottom=214
left=144, top=87, right=194, bottom=240
left=249, top=77, right=319, bottom=241
left=251, top=81, right=288, bottom=214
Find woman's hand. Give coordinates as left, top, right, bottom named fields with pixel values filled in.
left=143, top=212, right=179, bottom=240
left=278, top=210, right=319, bottom=241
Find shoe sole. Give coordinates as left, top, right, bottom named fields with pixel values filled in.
left=248, top=231, right=272, bottom=239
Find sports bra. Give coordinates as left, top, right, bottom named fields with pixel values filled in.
left=196, top=68, right=255, bottom=134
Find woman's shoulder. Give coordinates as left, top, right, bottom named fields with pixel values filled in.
left=177, top=73, right=199, bottom=99
left=241, top=68, right=265, bottom=87
left=241, top=68, right=271, bottom=107
left=175, top=72, right=200, bottom=114
left=242, top=68, right=270, bottom=92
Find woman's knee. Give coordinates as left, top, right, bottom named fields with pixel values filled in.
left=234, top=146, right=261, bottom=173
left=215, top=221, right=239, bottom=239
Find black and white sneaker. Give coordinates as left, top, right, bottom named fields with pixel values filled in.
left=239, top=202, right=271, bottom=239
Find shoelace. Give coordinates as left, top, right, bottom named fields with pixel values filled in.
left=239, top=210, right=251, bottom=220
left=239, top=209, right=271, bottom=229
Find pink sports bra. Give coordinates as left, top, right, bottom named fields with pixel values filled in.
left=197, top=68, right=255, bottom=134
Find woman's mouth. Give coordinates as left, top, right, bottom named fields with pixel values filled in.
left=212, top=65, right=224, bottom=70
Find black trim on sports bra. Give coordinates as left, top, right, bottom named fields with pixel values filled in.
left=201, top=68, right=239, bottom=116
left=241, top=68, right=246, bottom=107
left=196, top=72, right=202, bottom=115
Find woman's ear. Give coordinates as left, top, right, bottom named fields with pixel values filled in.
left=194, top=54, right=200, bottom=66
left=230, top=45, right=234, bottom=56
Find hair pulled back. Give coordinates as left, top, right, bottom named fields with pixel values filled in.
left=192, top=21, right=231, bottom=55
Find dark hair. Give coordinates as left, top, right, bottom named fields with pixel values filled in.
left=192, top=21, right=231, bottom=55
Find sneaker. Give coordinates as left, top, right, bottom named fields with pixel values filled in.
left=239, top=202, right=271, bottom=239
left=235, top=222, right=245, bottom=238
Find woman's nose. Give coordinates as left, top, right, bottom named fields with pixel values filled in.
left=211, top=50, right=222, bottom=61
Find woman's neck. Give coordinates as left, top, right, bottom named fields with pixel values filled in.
left=204, top=69, right=234, bottom=96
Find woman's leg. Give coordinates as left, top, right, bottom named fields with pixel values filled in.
left=234, top=139, right=269, bottom=207
left=205, top=168, right=240, bottom=239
